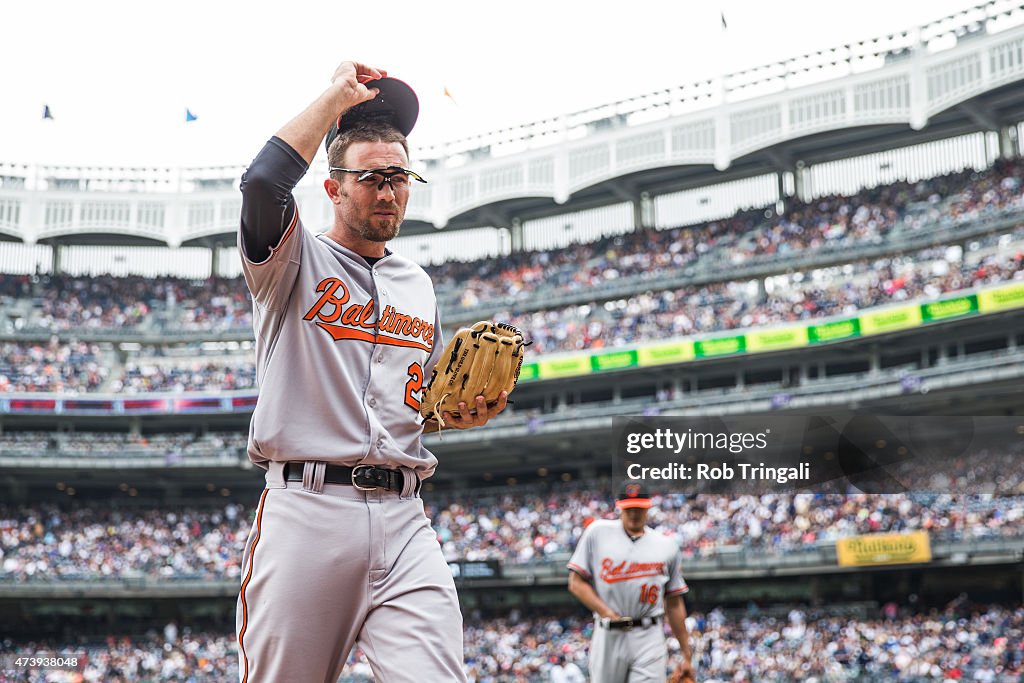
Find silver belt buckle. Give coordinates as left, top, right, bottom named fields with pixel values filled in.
left=351, top=465, right=379, bottom=491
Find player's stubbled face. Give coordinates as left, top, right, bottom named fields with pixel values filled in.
left=338, top=141, right=410, bottom=243
left=621, top=508, right=649, bottom=536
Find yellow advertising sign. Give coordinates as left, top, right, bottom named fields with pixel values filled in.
left=977, top=282, right=1024, bottom=313
left=836, top=531, right=932, bottom=567
left=745, top=326, right=809, bottom=352
left=636, top=341, right=696, bottom=366
left=859, top=305, right=923, bottom=335
left=537, top=356, right=591, bottom=379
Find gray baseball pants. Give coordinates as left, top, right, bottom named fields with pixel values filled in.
left=236, top=461, right=466, bottom=683
left=589, top=621, right=667, bottom=683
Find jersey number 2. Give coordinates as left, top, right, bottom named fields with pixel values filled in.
left=404, top=362, right=424, bottom=411
left=639, top=583, right=660, bottom=605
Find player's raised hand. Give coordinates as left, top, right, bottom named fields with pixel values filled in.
left=330, top=61, right=389, bottom=108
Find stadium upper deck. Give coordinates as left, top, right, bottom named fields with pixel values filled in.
left=2, top=1, right=1024, bottom=255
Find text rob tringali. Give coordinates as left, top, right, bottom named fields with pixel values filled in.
left=627, top=462, right=811, bottom=484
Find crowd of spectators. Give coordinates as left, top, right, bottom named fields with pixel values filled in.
left=0, top=503, right=248, bottom=581
left=427, top=159, right=1024, bottom=310
left=0, top=273, right=252, bottom=335
left=458, top=604, right=1024, bottom=682
left=0, top=161, right=1018, bottom=394
left=0, top=629, right=237, bottom=682
left=112, top=359, right=256, bottom=393
left=429, top=489, right=1024, bottom=565
left=3, top=604, right=1021, bottom=681
left=500, top=238, right=1023, bottom=354
left=0, top=160, right=1020, bottom=344
left=2, top=484, right=1021, bottom=581
left=0, top=431, right=246, bottom=459
left=712, top=159, right=1024, bottom=266
left=0, top=229, right=1019, bottom=394
left=0, top=339, right=108, bottom=393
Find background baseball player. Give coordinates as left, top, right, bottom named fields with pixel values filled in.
left=234, top=60, right=507, bottom=683
left=568, top=482, right=694, bottom=683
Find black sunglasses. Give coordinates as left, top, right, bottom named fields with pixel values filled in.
left=329, top=166, right=428, bottom=191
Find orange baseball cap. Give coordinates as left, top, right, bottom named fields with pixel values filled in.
left=615, top=480, right=653, bottom=509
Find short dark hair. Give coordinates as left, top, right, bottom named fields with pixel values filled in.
left=327, top=116, right=409, bottom=172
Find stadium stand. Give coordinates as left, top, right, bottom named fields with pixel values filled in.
left=0, top=161, right=1020, bottom=393
left=0, top=159, right=1020, bottom=346
left=2, top=6, right=1023, bottom=682
left=1, top=605, right=1021, bottom=681
left=2, top=478, right=1022, bottom=580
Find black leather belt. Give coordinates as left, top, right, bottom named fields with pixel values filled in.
left=284, top=463, right=405, bottom=492
left=601, top=616, right=661, bottom=630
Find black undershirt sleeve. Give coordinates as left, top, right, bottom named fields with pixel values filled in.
left=238, top=136, right=309, bottom=262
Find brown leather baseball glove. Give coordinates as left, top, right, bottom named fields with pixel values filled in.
left=669, top=662, right=696, bottom=683
left=420, top=321, right=525, bottom=429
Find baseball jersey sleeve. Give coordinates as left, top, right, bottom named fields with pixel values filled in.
left=423, top=305, right=444, bottom=377
left=664, top=547, right=689, bottom=596
left=238, top=137, right=307, bottom=310
left=566, top=525, right=595, bottom=580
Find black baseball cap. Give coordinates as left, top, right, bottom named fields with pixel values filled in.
left=324, top=77, right=419, bottom=154
left=616, top=480, right=653, bottom=509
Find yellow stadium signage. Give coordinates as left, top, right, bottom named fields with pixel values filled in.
left=636, top=341, right=696, bottom=366
left=537, top=356, right=591, bottom=379
left=977, top=282, right=1024, bottom=312
left=836, top=531, right=932, bottom=567
left=859, top=305, right=923, bottom=335
left=746, top=326, right=809, bottom=352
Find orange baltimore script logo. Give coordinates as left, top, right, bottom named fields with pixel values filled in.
left=599, top=559, right=665, bottom=583
left=303, top=277, right=435, bottom=352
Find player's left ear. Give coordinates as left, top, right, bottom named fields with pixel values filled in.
left=324, top=178, right=343, bottom=203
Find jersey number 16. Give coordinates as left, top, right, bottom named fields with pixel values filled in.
left=639, top=584, right=660, bottom=605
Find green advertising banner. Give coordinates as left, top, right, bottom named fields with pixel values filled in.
left=860, top=305, right=922, bottom=335
left=977, top=282, right=1024, bottom=313
left=636, top=341, right=696, bottom=366
left=808, top=318, right=861, bottom=344
left=519, top=363, right=540, bottom=382
left=921, top=295, right=978, bottom=322
left=695, top=335, right=746, bottom=357
left=538, top=356, right=591, bottom=379
left=591, top=350, right=639, bottom=372
left=746, top=326, right=810, bottom=352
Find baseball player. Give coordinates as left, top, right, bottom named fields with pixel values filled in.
left=234, top=61, right=507, bottom=683
left=567, top=482, right=694, bottom=683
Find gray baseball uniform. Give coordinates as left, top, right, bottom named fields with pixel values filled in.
left=234, top=137, right=464, bottom=683
left=568, top=520, right=688, bottom=683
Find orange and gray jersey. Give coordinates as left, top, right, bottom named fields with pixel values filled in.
left=567, top=519, right=688, bottom=620
left=238, top=137, right=442, bottom=476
